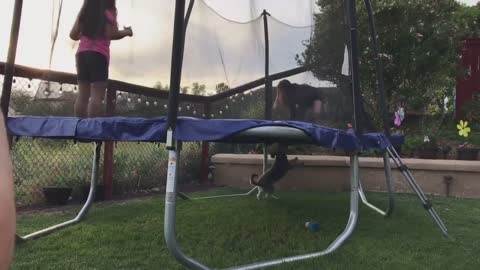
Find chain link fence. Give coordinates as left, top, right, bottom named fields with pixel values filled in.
left=11, top=139, right=100, bottom=207
left=3, top=72, right=333, bottom=208
left=3, top=75, right=209, bottom=208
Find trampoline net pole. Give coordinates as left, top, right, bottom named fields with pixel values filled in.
left=166, top=0, right=186, bottom=148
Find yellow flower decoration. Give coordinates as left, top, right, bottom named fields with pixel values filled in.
left=457, top=120, right=471, bottom=138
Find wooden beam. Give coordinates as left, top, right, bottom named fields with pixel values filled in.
left=207, top=66, right=307, bottom=103
left=0, top=62, right=208, bottom=104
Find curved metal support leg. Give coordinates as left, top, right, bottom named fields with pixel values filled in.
left=387, top=147, right=448, bottom=237
left=181, top=144, right=271, bottom=201
left=164, top=153, right=361, bottom=270
left=358, top=151, right=394, bottom=217
left=16, top=142, right=102, bottom=242
left=164, top=149, right=210, bottom=270
left=225, top=155, right=360, bottom=270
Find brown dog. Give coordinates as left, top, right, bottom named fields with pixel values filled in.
left=249, top=144, right=300, bottom=199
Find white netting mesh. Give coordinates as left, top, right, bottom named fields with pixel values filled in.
left=0, top=0, right=346, bottom=91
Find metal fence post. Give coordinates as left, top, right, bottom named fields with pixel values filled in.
left=103, top=86, right=116, bottom=200
left=200, top=103, right=210, bottom=184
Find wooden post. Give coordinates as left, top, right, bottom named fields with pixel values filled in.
left=103, top=87, right=116, bottom=200
left=199, top=103, right=210, bottom=184
left=1, top=0, right=23, bottom=118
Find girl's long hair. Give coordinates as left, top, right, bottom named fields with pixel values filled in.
left=78, top=0, right=116, bottom=39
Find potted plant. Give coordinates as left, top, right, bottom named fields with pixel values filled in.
left=417, top=135, right=440, bottom=159
left=456, top=120, right=479, bottom=160
left=43, top=174, right=80, bottom=206
left=81, top=180, right=105, bottom=202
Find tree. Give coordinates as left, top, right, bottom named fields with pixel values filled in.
left=298, top=1, right=348, bottom=87
left=300, top=0, right=470, bottom=128
left=153, top=82, right=169, bottom=91
left=215, top=82, right=230, bottom=94
left=191, top=82, right=206, bottom=95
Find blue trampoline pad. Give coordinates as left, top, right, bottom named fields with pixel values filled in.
left=7, top=116, right=403, bottom=151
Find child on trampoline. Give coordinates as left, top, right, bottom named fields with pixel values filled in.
left=70, top=0, right=133, bottom=118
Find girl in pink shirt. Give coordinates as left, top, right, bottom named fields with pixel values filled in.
left=69, top=0, right=133, bottom=118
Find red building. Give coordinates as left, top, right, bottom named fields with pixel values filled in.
left=456, top=38, right=480, bottom=119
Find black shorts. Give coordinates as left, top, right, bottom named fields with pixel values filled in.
left=76, top=51, right=109, bottom=83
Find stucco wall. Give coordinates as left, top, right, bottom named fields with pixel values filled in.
left=211, top=154, right=480, bottom=198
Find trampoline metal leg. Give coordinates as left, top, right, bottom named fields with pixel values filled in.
left=164, top=153, right=361, bottom=270
left=224, top=155, right=360, bottom=270
left=358, top=151, right=394, bottom=217
left=16, top=142, right=102, bottom=241
left=164, top=149, right=210, bottom=270
left=387, top=147, right=448, bottom=237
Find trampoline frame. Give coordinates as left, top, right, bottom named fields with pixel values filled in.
left=16, top=142, right=102, bottom=242
left=161, top=0, right=448, bottom=269
left=3, top=0, right=448, bottom=268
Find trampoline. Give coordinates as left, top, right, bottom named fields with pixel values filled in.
left=8, top=115, right=447, bottom=266
left=3, top=0, right=449, bottom=269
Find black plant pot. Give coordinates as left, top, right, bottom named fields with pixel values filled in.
left=457, top=148, right=480, bottom=160
left=81, top=184, right=105, bottom=202
left=43, top=187, right=72, bottom=206
left=418, top=147, right=439, bottom=159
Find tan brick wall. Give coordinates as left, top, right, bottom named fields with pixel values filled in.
left=211, top=154, right=480, bottom=198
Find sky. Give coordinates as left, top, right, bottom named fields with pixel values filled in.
left=461, top=0, right=479, bottom=5
left=0, top=0, right=478, bottom=91
left=0, top=0, right=321, bottom=90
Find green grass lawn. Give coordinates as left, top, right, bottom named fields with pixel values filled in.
left=12, top=190, right=480, bottom=269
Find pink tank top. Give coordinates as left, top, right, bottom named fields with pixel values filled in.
left=77, top=9, right=117, bottom=62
